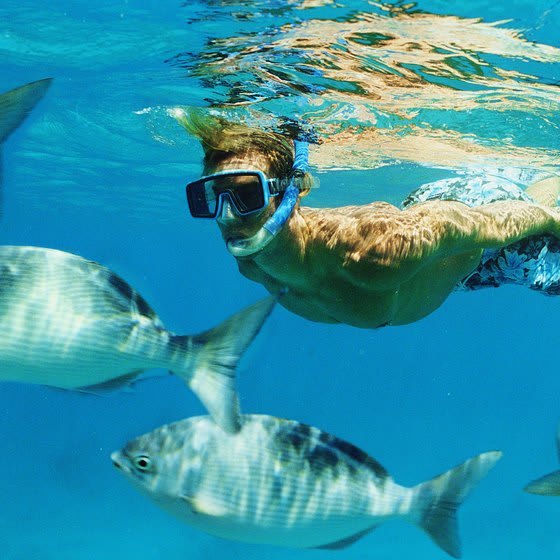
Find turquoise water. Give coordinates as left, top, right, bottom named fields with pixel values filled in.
left=1, top=0, right=560, bottom=558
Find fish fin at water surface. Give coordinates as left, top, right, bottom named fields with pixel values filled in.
left=313, top=526, right=377, bottom=550
left=172, top=295, right=276, bottom=434
left=0, top=78, right=52, bottom=218
left=0, top=79, right=52, bottom=143
left=181, top=494, right=229, bottom=517
left=524, top=470, right=560, bottom=496
left=412, top=450, right=502, bottom=558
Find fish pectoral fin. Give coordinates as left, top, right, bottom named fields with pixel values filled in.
left=77, top=371, right=143, bottom=394
left=313, top=526, right=377, bottom=550
left=524, top=470, right=560, bottom=496
left=181, top=494, right=229, bottom=517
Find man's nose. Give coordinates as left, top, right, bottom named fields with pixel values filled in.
left=217, top=195, right=239, bottom=223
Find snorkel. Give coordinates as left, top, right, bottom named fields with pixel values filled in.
left=226, top=140, right=309, bottom=257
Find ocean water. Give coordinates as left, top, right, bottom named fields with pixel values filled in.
left=1, top=0, right=560, bottom=558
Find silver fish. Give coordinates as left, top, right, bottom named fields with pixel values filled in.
left=524, top=423, right=560, bottom=496
left=0, top=245, right=275, bottom=432
left=0, top=79, right=52, bottom=217
left=112, top=414, right=502, bottom=557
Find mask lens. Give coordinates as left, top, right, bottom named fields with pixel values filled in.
left=186, top=179, right=218, bottom=217
left=230, top=175, right=265, bottom=213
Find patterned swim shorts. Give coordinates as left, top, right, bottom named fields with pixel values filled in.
left=402, top=171, right=560, bottom=295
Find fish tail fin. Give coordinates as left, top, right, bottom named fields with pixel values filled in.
left=171, top=296, right=276, bottom=433
left=411, top=450, right=502, bottom=558
left=524, top=470, right=560, bottom=495
left=0, top=78, right=52, bottom=144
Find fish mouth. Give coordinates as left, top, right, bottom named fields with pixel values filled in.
left=110, top=451, right=123, bottom=470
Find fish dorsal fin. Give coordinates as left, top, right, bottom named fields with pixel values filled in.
left=313, top=526, right=377, bottom=550
left=181, top=494, right=229, bottom=517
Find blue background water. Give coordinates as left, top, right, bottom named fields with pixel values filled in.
left=1, top=0, right=560, bottom=558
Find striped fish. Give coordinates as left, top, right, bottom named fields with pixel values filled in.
left=0, top=245, right=275, bottom=432
left=0, top=79, right=52, bottom=217
left=525, top=423, right=560, bottom=496
left=112, top=414, right=502, bottom=557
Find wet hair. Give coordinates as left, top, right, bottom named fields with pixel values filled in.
left=175, top=107, right=315, bottom=195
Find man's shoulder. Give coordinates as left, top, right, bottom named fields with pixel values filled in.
left=301, top=201, right=400, bottom=220
left=299, top=202, right=414, bottom=256
left=300, top=199, right=469, bottom=228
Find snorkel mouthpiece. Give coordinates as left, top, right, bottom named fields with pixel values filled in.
left=227, top=140, right=309, bottom=257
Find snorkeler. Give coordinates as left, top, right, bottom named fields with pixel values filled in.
left=175, top=109, right=560, bottom=329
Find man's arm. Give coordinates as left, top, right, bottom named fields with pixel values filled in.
left=467, top=200, right=560, bottom=247
left=320, top=200, right=560, bottom=287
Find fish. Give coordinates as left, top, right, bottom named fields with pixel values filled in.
left=111, top=414, right=502, bottom=557
left=0, top=245, right=275, bottom=433
left=0, top=79, right=52, bottom=217
left=524, top=423, right=560, bottom=496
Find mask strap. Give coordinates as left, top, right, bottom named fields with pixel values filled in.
left=227, top=140, right=309, bottom=257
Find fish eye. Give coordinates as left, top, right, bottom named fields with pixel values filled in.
left=133, top=455, right=152, bottom=472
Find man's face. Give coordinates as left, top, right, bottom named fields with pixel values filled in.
left=208, top=153, right=280, bottom=241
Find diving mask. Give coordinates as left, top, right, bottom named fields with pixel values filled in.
left=186, top=170, right=286, bottom=219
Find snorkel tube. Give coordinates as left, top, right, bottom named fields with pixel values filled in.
left=227, top=140, right=309, bottom=257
